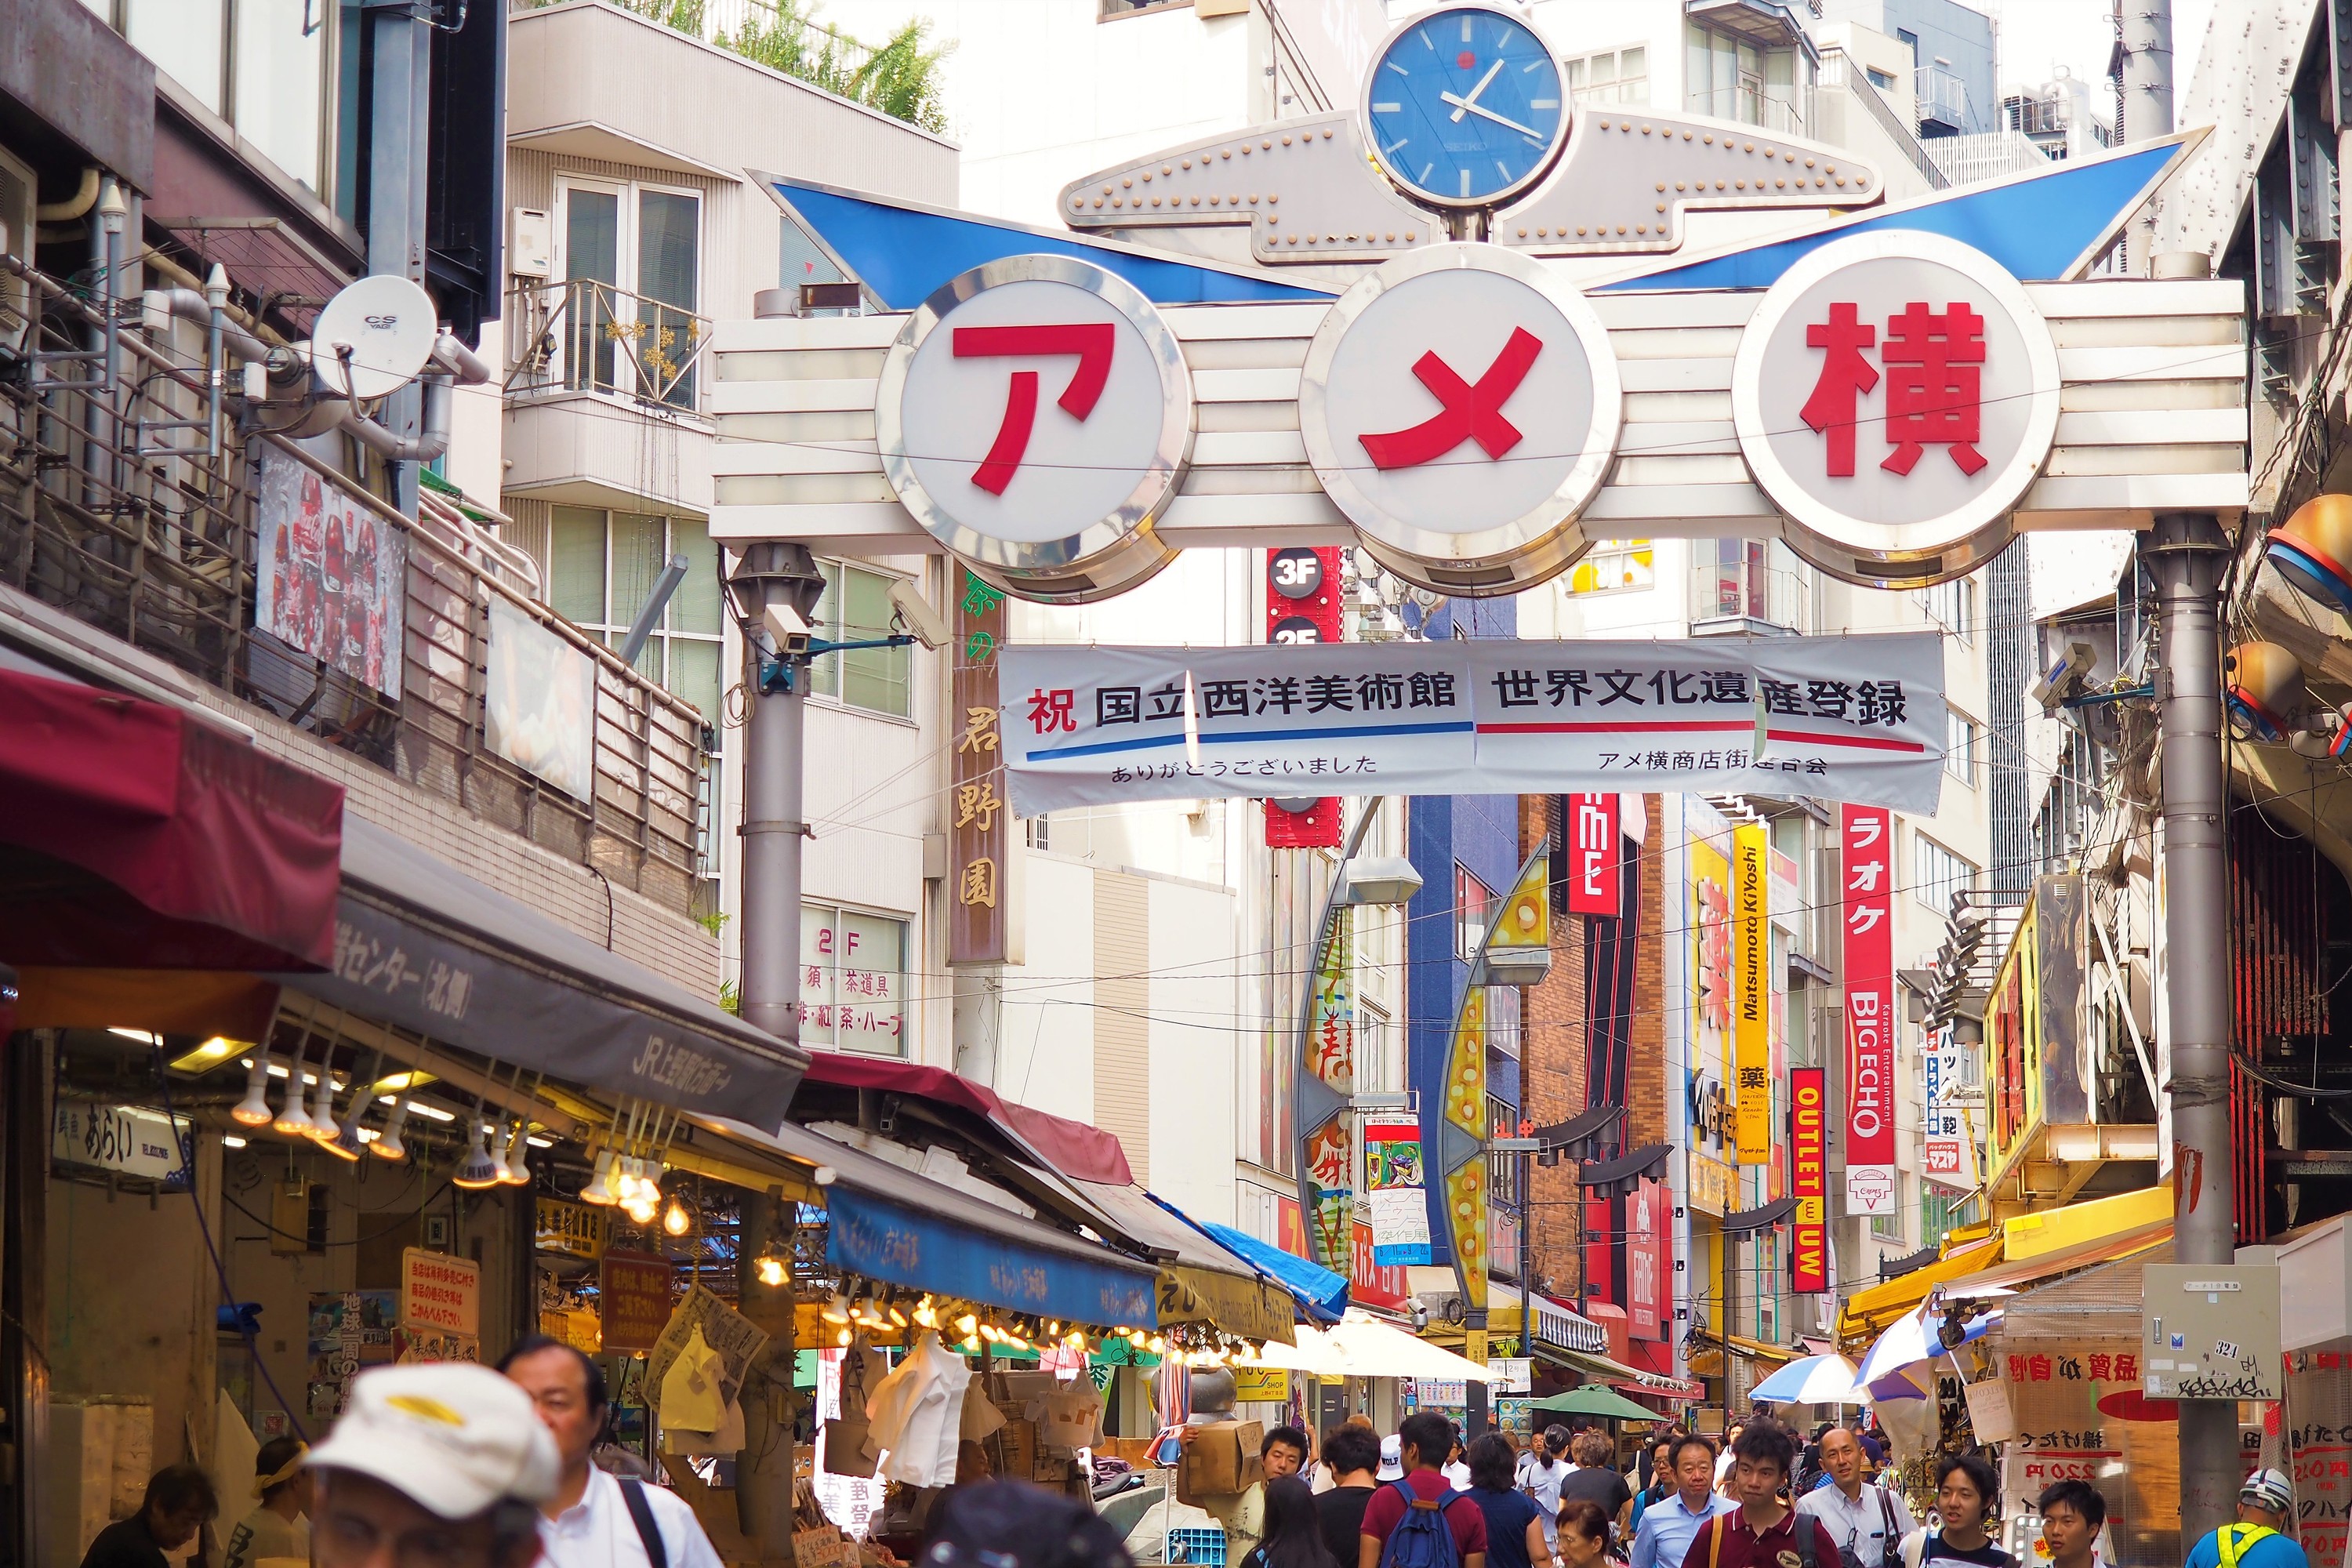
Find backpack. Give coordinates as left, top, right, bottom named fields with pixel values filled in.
left=1377, top=1479, right=1465, bottom=1568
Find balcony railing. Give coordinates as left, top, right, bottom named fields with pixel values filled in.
left=506, top=278, right=711, bottom=413
left=1818, top=48, right=1951, bottom=191
left=1692, top=541, right=1813, bottom=634
left=1916, top=66, right=1979, bottom=133
left=1684, top=85, right=1812, bottom=136
left=0, top=256, right=713, bottom=914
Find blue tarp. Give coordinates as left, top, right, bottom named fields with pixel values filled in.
left=826, top=1181, right=1160, bottom=1327
left=1198, top=1219, right=1351, bottom=1323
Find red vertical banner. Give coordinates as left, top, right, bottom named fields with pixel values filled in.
left=1841, top=804, right=1897, bottom=1215
left=1790, top=1067, right=1828, bottom=1292
left=1566, top=793, right=1619, bottom=914
left=1263, top=546, right=1342, bottom=848
left=1626, top=1178, right=1665, bottom=1341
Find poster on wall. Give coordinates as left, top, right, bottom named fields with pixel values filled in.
left=485, top=597, right=597, bottom=800
left=307, top=1290, right=397, bottom=1421
left=1303, top=911, right=1355, bottom=1273
left=256, top=448, right=405, bottom=699
left=1366, top=1119, right=1431, bottom=1265
left=2288, top=1352, right=2352, bottom=1568
left=1841, top=804, right=1897, bottom=1214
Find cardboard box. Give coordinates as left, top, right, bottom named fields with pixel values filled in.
left=1176, top=1419, right=1262, bottom=1499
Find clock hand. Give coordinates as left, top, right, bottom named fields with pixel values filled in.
left=1446, top=56, right=1506, bottom=122
left=1439, top=92, right=1541, bottom=137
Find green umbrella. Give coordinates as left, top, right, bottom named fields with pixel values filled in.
left=1528, top=1385, right=1662, bottom=1423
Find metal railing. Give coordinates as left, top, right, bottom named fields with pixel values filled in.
left=1818, top=49, right=1951, bottom=191
left=1683, top=85, right=1811, bottom=136
left=1915, top=66, right=1978, bottom=132
left=0, top=256, right=713, bottom=914
left=506, top=278, right=710, bottom=412
left=1691, top=543, right=1812, bottom=633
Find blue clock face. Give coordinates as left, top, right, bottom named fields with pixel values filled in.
left=1366, top=6, right=1566, bottom=209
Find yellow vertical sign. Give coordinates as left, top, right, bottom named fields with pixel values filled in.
left=1733, top=824, right=1771, bottom=1165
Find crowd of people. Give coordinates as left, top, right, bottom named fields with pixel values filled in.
left=72, top=1370, right=2317, bottom=1568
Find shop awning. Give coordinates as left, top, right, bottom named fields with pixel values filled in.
left=706, top=1116, right=1162, bottom=1327
left=796, top=1054, right=1133, bottom=1184
left=1200, top=1221, right=1349, bottom=1323
left=0, top=662, right=343, bottom=971
left=1255, top=1311, right=1494, bottom=1381
left=1481, top=1292, right=1610, bottom=1356
left=1935, top=1214, right=2172, bottom=1302
left=1068, top=1182, right=1298, bottom=1345
left=2001, top=1183, right=2171, bottom=1262
left=1535, top=1338, right=1686, bottom=1389
left=1835, top=1233, right=2004, bottom=1344
left=278, top=818, right=808, bottom=1123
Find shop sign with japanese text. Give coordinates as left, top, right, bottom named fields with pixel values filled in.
left=1789, top=1068, right=1828, bottom=1292
left=1922, top=1022, right=1978, bottom=1190
left=1733, top=824, right=1771, bottom=1165
left=1001, top=633, right=1947, bottom=816
left=399, top=1247, right=481, bottom=1338
left=1732, top=230, right=2061, bottom=584
left=1842, top=804, right=1896, bottom=1214
left=535, top=1196, right=604, bottom=1261
left=599, top=1250, right=674, bottom=1354
left=1367, top=1118, right=1432, bottom=1266
left=949, top=568, right=1018, bottom=964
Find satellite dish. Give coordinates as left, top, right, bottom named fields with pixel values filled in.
left=306, top=274, right=439, bottom=401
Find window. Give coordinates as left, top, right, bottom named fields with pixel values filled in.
left=1866, top=67, right=1896, bottom=90
left=1569, top=539, right=1654, bottom=595
left=1456, top=866, right=1494, bottom=961
left=1686, top=23, right=1812, bottom=133
left=104, top=0, right=336, bottom=197
left=1923, top=1188, right=1961, bottom=1247
left=1915, top=575, right=1978, bottom=643
left=1913, top=833, right=1978, bottom=916
left=1693, top=539, right=1810, bottom=632
left=1487, top=1092, right=1521, bottom=1206
left=1945, top=711, right=1979, bottom=788
left=1098, top=0, right=1189, bottom=16
left=1871, top=1205, right=1905, bottom=1241
left=809, top=561, right=914, bottom=718
left=800, top=904, right=908, bottom=1054
left=555, top=177, right=703, bottom=408
left=1485, top=984, right=1523, bottom=1061
left=547, top=507, right=725, bottom=720
left=1565, top=46, right=1648, bottom=107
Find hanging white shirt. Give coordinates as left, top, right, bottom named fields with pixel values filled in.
left=539, top=1468, right=725, bottom=1568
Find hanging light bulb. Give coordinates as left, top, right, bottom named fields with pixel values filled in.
left=452, top=1120, right=503, bottom=1189
left=662, top=1197, right=691, bottom=1236
left=581, top=1151, right=619, bottom=1205
left=499, top=1120, right=532, bottom=1185
left=306, top=1062, right=341, bottom=1144
left=230, top=1053, right=274, bottom=1127
left=956, top=1313, right=979, bottom=1336
left=273, top=1046, right=315, bottom=1137
left=323, top=1098, right=366, bottom=1162
left=369, top=1098, right=410, bottom=1162
left=755, top=1254, right=787, bottom=1287
left=822, top=1291, right=851, bottom=1325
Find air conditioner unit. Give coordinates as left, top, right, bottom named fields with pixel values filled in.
left=508, top=207, right=552, bottom=280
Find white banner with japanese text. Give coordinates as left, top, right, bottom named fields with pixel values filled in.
left=1000, top=634, right=1947, bottom=815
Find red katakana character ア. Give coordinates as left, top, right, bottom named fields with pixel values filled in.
left=1799, top=303, right=1879, bottom=477
left=1879, top=301, right=1988, bottom=477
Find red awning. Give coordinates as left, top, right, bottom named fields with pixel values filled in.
left=0, top=666, right=343, bottom=969
left=796, top=1054, right=1134, bottom=1185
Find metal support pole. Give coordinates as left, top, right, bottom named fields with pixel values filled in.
left=366, top=0, right=433, bottom=514
left=734, top=542, right=826, bottom=1041
left=2145, top=510, right=2238, bottom=1540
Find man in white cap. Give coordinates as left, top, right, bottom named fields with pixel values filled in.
left=501, top=1334, right=726, bottom=1568
left=2184, top=1469, right=2307, bottom=1568
left=305, top=1363, right=557, bottom=1568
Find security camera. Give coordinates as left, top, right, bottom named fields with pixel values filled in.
left=2030, top=641, right=2096, bottom=713
left=887, top=578, right=952, bottom=651
left=762, top=602, right=812, bottom=656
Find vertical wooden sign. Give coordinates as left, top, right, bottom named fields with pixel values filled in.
left=950, top=569, right=1015, bottom=965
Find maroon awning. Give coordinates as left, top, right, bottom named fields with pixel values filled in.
left=0, top=665, right=343, bottom=970
left=796, top=1054, right=1134, bottom=1185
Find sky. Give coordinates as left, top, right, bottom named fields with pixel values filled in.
left=1987, top=0, right=2217, bottom=109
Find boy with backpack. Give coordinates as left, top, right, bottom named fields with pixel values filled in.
left=1356, top=1412, right=1490, bottom=1568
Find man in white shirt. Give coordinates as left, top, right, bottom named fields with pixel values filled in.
left=1796, top=1428, right=1915, bottom=1568
left=503, top=1335, right=728, bottom=1568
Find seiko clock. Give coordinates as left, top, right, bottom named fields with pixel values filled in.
left=1363, top=4, right=1568, bottom=211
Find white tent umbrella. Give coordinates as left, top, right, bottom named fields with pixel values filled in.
left=1248, top=1312, right=1494, bottom=1381
left=1748, top=1352, right=1867, bottom=1405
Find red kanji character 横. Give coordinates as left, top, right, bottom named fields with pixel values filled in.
left=1799, top=303, right=1878, bottom=477
left=1879, top=300, right=1987, bottom=477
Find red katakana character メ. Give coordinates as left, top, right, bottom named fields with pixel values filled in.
left=1799, top=302, right=1878, bottom=477
left=1880, top=300, right=1987, bottom=477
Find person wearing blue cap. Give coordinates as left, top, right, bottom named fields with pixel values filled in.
left=2184, top=1470, right=2308, bottom=1568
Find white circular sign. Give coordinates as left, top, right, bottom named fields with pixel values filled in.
left=1731, top=230, right=2061, bottom=586
left=1299, top=244, right=1621, bottom=594
left=877, top=255, right=1191, bottom=602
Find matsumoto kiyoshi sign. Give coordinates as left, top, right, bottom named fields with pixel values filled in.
left=999, top=633, right=1947, bottom=815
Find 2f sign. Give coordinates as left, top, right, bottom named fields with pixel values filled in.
left=1566, top=793, right=1617, bottom=916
